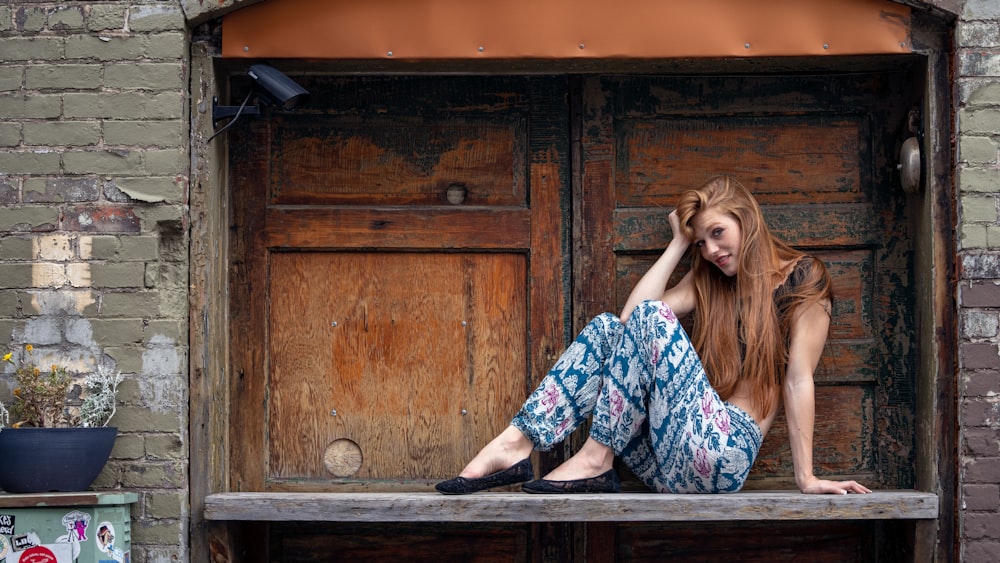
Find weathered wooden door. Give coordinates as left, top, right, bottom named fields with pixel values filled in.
left=229, top=68, right=921, bottom=561
left=229, top=76, right=569, bottom=495
left=577, top=72, right=920, bottom=559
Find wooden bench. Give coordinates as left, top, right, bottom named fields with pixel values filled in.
left=203, top=490, right=937, bottom=522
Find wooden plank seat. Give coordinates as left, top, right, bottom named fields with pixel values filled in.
left=203, top=490, right=937, bottom=522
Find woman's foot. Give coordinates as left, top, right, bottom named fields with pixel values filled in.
left=434, top=426, right=535, bottom=494
left=539, top=437, right=614, bottom=481
left=521, top=438, right=620, bottom=494
left=457, top=425, right=534, bottom=479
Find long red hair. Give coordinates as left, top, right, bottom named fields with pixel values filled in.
left=675, top=176, right=832, bottom=419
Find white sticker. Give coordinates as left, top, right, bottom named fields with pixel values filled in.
left=61, top=511, right=91, bottom=543
left=96, top=522, right=117, bottom=555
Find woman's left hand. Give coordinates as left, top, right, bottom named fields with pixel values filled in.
left=799, top=476, right=872, bottom=495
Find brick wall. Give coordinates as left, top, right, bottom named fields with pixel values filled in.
left=959, top=1, right=1000, bottom=561
left=3, top=0, right=1000, bottom=561
left=0, top=2, right=189, bottom=562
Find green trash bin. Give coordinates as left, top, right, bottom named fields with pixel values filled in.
left=0, top=491, right=137, bottom=563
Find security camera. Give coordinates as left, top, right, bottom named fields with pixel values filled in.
left=247, top=64, right=309, bottom=110
left=209, top=64, right=310, bottom=141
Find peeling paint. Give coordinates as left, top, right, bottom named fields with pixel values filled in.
left=140, top=334, right=185, bottom=413
left=119, top=186, right=167, bottom=203
left=29, top=290, right=96, bottom=316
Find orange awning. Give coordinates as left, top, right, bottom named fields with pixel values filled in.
left=222, top=0, right=911, bottom=60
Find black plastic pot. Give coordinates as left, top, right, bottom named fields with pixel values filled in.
left=0, top=427, right=117, bottom=493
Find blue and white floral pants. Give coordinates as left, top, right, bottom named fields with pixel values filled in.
left=511, top=300, right=763, bottom=493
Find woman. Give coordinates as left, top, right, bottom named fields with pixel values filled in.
left=436, top=176, right=871, bottom=495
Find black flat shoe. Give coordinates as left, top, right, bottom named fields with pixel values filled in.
left=435, top=458, right=534, bottom=495
left=521, top=468, right=621, bottom=494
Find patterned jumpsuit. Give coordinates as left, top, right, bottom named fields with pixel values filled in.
left=511, top=300, right=763, bottom=493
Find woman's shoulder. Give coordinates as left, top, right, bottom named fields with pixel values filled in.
left=778, top=255, right=831, bottom=297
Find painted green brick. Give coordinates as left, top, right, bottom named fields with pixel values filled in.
left=145, top=491, right=183, bottom=519
left=145, top=433, right=184, bottom=459
left=0, top=94, right=61, bottom=119
left=0, top=291, right=20, bottom=316
left=0, top=319, right=17, bottom=343
left=89, top=262, right=147, bottom=288
left=0, top=66, right=22, bottom=91
left=102, top=345, right=144, bottom=373
left=0, top=152, right=60, bottom=175
left=962, top=108, right=1000, bottom=135
left=49, top=5, right=85, bottom=31
left=113, top=378, right=140, bottom=403
left=118, top=235, right=160, bottom=261
left=0, top=122, right=21, bottom=147
left=90, top=291, right=160, bottom=318
left=143, top=320, right=185, bottom=343
left=88, top=318, right=145, bottom=345
left=0, top=152, right=61, bottom=175
left=86, top=5, right=126, bottom=32
left=14, top=8, right=47, bottom=33
left=23, top=121, right=101, bottom=146
left=964, top=224, right=990, bottom=249
left=0, top=206, right=59, bottom=231
left=137, top=205, right=185, bottom=231
left=144, top=150, right=187, bottom=175
left=63, top=92, right=183, bottom=119
left=131, top=519, right=182, bottom=544
left=0, top=37, right=64, bottom=61
left=961, top=136, right=999, bottom=164
left=0, top=236, right=33, bottom=260
left=26, top=64, right=101, bottom=90
left=64, top=35, right=145, bottom=61
left=80, top=235, right=120, bottom=260
left=129, top=5, right=185, bottom=32
left=110, top=433, right=144, bottom=460
left=987, top=225, right=1000, bottom=248
left=964, top=196, right=999, bottom=222
left=63, top=150, right=143, bottom=175
left=0, top=7, right=10, bottom=32
left=0, top=264, right=37, bottom=288
left=105, top=62, right=184, bottom=91
left=968, top=82, right=1000, bottom=107
left=960, top=168, right=1000, bottom=193
left=146, top=32, right=187, bottom=60
left=117, top=460, right=185, bottom=489
left=111, top=406, right=182, bottom=433
left=156, top=289, right=187, bottom=321
left=147, top=262, right=187, bottom=290
left=104, top=120, right=184, bottom=146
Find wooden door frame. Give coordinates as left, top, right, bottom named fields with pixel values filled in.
left=189, top=36, right=957, bottom=563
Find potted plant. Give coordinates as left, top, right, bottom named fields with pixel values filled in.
left=0, top=344, right=123, bottom=493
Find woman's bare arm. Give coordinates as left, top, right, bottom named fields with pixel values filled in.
left=784, top=299, right=871, bottom=494
left=620, top=210, right=694, bottom=322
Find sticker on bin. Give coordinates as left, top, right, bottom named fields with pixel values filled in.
left=0, top=514, right=13, bottom=535
left=0, top=535, right=10, bottom=559
left=8, top=543, right=73, bottom=563
left=60, top=511, right=90, bottom=543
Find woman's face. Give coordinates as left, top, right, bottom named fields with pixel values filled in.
left=690, top=208, right=742, bottom=277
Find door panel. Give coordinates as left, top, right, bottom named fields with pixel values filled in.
left=579, top=71, right=919, bottom=560
left=268, top=252, right=527, bottom=480
left=579, top=74, right=916, bottom=489
left=269, top=119, right=526, bottom=206
left=230, top=76, right=569, bottom=493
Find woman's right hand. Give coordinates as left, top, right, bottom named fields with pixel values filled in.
left=668, top=209, right=691, bottom=249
